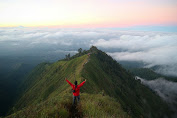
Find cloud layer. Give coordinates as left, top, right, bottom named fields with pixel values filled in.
left=137, top=76, right=177, bottom=103
left=0, top=27, right=177, bottom=76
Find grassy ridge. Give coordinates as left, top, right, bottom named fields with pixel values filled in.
left=7, top=52, right=128, bottom=118
left=7, top=47, right=172, bottom=118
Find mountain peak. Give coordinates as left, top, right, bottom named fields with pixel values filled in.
left=90, top=45, right=99, bottom=53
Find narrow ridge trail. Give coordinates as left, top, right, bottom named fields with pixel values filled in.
left=67, top=103, right=83, bottom=118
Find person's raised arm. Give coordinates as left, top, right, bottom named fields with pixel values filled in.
left=65, top=78, right=73, bottom=86
left=78, top=79, right=86, bottom=87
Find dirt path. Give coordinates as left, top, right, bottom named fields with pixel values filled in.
left=66, top=103, right=83, bottom=118
left=75, top=55, right=88, bottom=75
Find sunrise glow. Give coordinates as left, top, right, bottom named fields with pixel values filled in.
left=0, top=0, right=177, bottom=27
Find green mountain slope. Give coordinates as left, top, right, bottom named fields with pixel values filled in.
left=7, top=47, right=172, bottom=118
left=0, top=63, right=34, bottom=116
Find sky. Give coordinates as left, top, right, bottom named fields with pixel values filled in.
left=0, top=0, right=177, bottom=27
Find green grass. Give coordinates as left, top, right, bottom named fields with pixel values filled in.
left=81, top=93, right=129, bottom=118
left=7, top=93, right=129, bottom=118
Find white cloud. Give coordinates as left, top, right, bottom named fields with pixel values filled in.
left=107, top=45, right=177, bottom=76
left=136, top=76, right=177, bottom=104
left=108, top=46, right=177, bottom=66
left=93, top=34, right=177, bottom=51
left=155, top=64, right=177, bottom=77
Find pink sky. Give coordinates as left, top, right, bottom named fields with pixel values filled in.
left=0, top=0, right=177, bottom=27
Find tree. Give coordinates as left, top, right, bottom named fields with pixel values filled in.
left=68, top=53, right=70, bottom=58
left=78, top=48, right=82, bottom=54
left=65, top=53, right=70, bottom=60
left=90, top=46, right=98, bottom=54
left=65, top=55, right=68, bottom=59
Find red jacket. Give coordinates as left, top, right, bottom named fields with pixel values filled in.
left=66, top=79, right=85, bottom=96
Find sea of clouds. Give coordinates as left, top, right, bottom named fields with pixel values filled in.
left=0, top=27, right=177, bottom=76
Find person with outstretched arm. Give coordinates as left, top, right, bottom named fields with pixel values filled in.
left=65, top=78, right=86, bottom=104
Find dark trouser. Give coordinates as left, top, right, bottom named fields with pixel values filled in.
left=73, top=95, right=80, bottom=105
